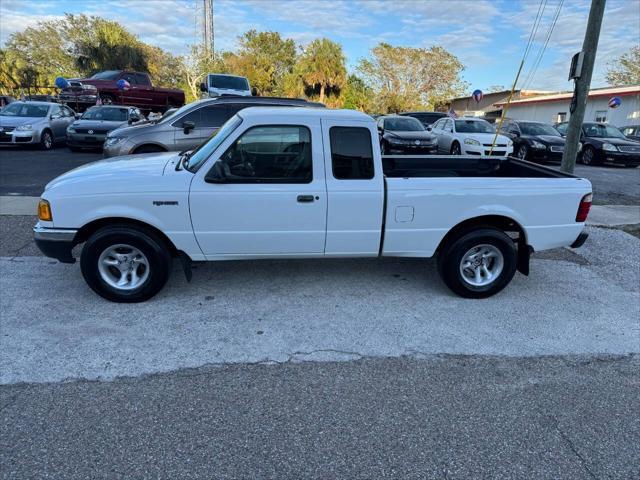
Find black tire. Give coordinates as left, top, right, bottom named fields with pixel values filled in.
left=80, top=225, right=171, bottom=302
left=516, top=144, right=529, bottom=160
left=99, top=93, right=115, bottom=105
left=380, top=141, right=387, bottom=155
left=40, top=129, right=53, bottom=150
left=437, top=228, right=517, bottom=299
left=133, top=144, right=166, bottom=154
left=581, top=145, right=598, bottom=166
left=450, top=142, right=461, bottom=155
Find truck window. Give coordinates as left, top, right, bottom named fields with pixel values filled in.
left=329, top=126, right=374, bottom=180
left=218, top=125, right=312, bottom=183
left=134, top=73, right=151, bottom=86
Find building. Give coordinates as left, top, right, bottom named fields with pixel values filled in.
left=495, top=85, right=640, bottom=127
left=448, top=89, right=554, bottom=119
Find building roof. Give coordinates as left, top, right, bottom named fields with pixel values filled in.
left=495, top=85, right=640, bottom=107
left=450, top=89, right=554, bottom=102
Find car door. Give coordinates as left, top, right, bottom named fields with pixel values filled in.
left=48, top=105, right=67, bottom=140
left=189, top=119, right=328, bottom=257
left=431, top=119, right=444, bottom=152
left=438, top=119, right=454, bottom=153
left=173, top=105, right=231, bottom=151
left=60, top=106, right=76, bottom=133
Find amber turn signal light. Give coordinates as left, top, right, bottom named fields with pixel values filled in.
left=38, top=199, right=52, bottom=221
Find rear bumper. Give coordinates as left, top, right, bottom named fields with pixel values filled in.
left=33, top=224, right=77, bottom=263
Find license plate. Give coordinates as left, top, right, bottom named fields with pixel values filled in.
left=84, top=136, right=98, bottom=142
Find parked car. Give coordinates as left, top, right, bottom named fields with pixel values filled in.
left=377, top=115, right=438, bottom=154
left=555, top=122, right=640, bottom=167
left=619, top=125, right=640, bottom=142
left=59, top=70, right=185, bottom=113
left=430, top=117, right=513, bottom=157
left=67, top=105, right=146, bottom=152
left=199, top=74, right=253, bottom=97
left=0, top=95, right=16, bottom=108
left=103, top=96, right=324, bottom=158
left=0, top=101, right=75, bottom=150
left=399, top=111, right=447, bottom=128
left=34, top=107, right=592, bottom=302
left=498, top=119, right=566, bottom=163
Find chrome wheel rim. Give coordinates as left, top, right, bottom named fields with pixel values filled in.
left=43, top=133, right=52, bottom=149
left=517, top=145, right=527, bottom=159
left=98, top=244, right=149, bottom=291
left=459, top=244, right=504, bottom=287
left=583, top=148, right=593, bottom=164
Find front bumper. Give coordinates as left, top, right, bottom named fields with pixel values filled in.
left=463, top=144, right=513, bottom=157
left=602, top=150, right=640, bottom=166
left=33, top=224, right=77, bottom=263
left=386, top=144, right=438, bottom=155
left=0, top=129, right=40, bottom=145
left=67, top=133, right=107, bottom=148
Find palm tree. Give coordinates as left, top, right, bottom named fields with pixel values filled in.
left=296, top=39, right=346, bottom=104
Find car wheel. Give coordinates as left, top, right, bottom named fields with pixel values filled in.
left=40, top=130, right=53, bottom=150
left=437, top=228, right=517, bottom=299
left=80, top=225, right=171, bottom=303
left=516, top=144, right=529, bottom=160
left=581, top=145, right=597, bottom=166
left=99, top=94, right=115, bottom=105
left=450, top=142, right=461, bottom=155
left=133, top=144, right=166, bottom=154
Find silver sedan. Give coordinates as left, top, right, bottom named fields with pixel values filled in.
left=0, top=101, right=76, bottom=150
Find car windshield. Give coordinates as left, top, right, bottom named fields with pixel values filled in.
left=455, top=120, right=495, bottom=133
left=583, top=123, right=626, bottom=139
left=185, top=114, right=243, bottom=172
left=209, top=75, right=249, bottom=91
left=81, top=107, right=129, bottom=121
left=385, top=117, right=425, bottom=132
left=519, top=122, right=561, bottom=136
left=0, top=103, right=49, bottom=117
left=90, top=71, right=121, bottom=80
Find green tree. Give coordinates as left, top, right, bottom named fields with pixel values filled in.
left=358, top=43, right=468, bottom=113
left=606, top=46, right=640, bottom=86
left=292, top=38, right=347, bottom=105
left=178, top=45, right=226, bottom=102
left=342, top=74, right=373, bottom=111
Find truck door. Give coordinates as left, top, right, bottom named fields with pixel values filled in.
left=189, top=119, right=328, bottom=256
left=320, top=119, right=384, bottom=256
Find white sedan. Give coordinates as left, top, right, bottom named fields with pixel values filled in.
left=430, top=117, right=513, bottom=157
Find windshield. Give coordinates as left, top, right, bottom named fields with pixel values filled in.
left=583, top=123, right=626, bottom=139
left=519, top=122, right=561, bottom=136
left=209, top=75, right=250, bottom=91
left=90, top=70, right=121, bottom=80
left=81, top=107, right=129, bottom=121
left=385, top=117, right=425, bottom=132
left=0, top=103, right=49, bottom=117
left=185, top=114, right=243, bottom=172
left=455, top=120, right=495, bottom=133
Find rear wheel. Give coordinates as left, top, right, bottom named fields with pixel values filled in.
left=80, top=225, right=171, bottom=302
left=99, top=93, right=115, bottom=105
left=437, top=228, right=517, bottom=298
left=450, top=142, right=461, bottom=155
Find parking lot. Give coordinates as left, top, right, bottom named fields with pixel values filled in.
left=1, top=144, right=639, bottom=478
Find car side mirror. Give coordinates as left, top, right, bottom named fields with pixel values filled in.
left=182, top=121, right=195, bottom=134
left=74, top=113, right=81, bottom=119
left=205, top=161, right=227, bottom=183
left=199, top=82, right=207, bottom=93
left=426, top=126, right=432, bottom=132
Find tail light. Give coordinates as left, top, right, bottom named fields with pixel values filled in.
left=576, top=193, right=592, bottom=222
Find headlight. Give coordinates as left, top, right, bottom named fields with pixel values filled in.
left=387, top=137, right=403, bottom=144
left=531, top=140, right=546, bottom=149
left=464, top=138, right=480, bottom=146
left=16, top=124, right=33, bottom=131
left=38, top=199, right=52, bottom=221
left=105, top=137, right=124, bottom=147
left=507, top=139, right=513, bottom=147
left=602, top=143, right=618, bottom=152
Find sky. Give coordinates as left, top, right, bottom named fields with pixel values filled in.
left=1, top=0, right=638, bottom=93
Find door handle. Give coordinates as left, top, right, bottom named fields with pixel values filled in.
left=297, top=195, right=315, bottom=203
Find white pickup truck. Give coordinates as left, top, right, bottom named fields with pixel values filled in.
left=34, top=107, right=592, bottom=302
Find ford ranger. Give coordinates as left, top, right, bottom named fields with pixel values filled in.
left=34, top=107, right=592, bottom=302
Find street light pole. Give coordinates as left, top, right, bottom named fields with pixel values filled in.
left=560, top=0, right=606, bottom=173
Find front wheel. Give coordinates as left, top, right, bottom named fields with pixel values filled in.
left=516, top=144, right=529, bottom=160
left=450, top=142, right=461, bottom=155
left=40, top=130, right=53, bottom=150
left=80, top=225, right=171, bottom=302
left=437, top=228, right=517, bottom=298
left=581, top=145, right=597, bottom=166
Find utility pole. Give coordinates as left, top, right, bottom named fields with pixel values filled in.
left=203, top=0, right=214, bottom=57
left=561, top=0, right=606, bottom=173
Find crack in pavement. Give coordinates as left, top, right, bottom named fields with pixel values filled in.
left=552, top=415, right=599, bottom=480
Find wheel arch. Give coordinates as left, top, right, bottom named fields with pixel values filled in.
left=436, top=214, right=527, bottom=254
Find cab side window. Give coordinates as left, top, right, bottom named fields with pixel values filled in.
left=218, top=125, right=312, bottom=183
left=555, top=123, right=568, bottom=135
left=135, top=74, right=151, bottom=86
left=330, top=126, right=374, bottom=180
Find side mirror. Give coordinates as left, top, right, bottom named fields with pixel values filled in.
left=251, top=87, right=258, bottom=96
left=182, top=120, right=195, bottom=134
left=205, top=161, right=226, bottom=183
left=74, top=113, right=81, bottom=119
left=199, top=82, right=207, bottom=93
left=426, top=126, right=432, bottom=132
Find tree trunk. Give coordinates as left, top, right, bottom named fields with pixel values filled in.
left=319, top=84, right=325, bottom=104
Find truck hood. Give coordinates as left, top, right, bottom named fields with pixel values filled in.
left=45, top=152, right=178, bottom=192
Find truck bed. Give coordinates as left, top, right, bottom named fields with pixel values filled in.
left=382, top=155, right=573, bottom=179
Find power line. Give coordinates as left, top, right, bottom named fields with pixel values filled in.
left=522, top=0, right=548, bottom=64
left=521, top=0, right=565, bottom=90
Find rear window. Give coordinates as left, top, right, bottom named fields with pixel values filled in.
left=81, top=107, right=129, bottom=121
left=330, top=127, right=374, bottom=180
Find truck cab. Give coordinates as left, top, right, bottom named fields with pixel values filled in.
left=34, top=108, right=592, bottom=302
